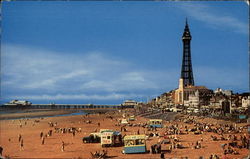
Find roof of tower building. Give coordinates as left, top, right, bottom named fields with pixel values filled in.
left=185, top=85, right=208, bottom=90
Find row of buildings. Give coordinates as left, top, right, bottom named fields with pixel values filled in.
left=149, top=86, right=249, bottom=112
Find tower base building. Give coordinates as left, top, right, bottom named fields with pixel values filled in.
left=174, top=78, right=212, bottom=107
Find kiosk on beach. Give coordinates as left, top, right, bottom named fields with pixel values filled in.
left=123, top=135, right=146, bottom=154
left=128, top=115, right=135, bottom=121
left=148, top=119, right=163, bottom=128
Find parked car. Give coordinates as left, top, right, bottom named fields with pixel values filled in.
left=82, top=133, right=101, bottom=143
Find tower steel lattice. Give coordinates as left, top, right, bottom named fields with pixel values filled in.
left=181, top=19, right=194, bottom=86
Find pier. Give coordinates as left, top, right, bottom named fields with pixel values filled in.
left=1, top=103, right=134, bottom=110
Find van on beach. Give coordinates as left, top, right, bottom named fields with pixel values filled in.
left=100, top=129, right=122, bottom=147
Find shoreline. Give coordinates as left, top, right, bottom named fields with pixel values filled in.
left=0, top=109, right=77, bottom=120
left=0, top=109, right=116, bottom=120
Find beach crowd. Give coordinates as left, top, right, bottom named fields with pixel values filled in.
left=0, top=109, right=249, bottom=159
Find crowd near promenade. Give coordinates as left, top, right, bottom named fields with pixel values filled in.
left=0, top=108, right=249, bottom=159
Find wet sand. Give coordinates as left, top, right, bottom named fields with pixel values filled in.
left=0, top=109, right=249, bottom=159
left=0, top=109, right=77, bottom=120
left=0, top=109, right=111, bottom=120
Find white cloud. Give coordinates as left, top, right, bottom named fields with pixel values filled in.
left=1, top=44, right=174, bottom=101
left=178, top=3, right=248, bottom=35
left=8, top=93, right=145, bottom=101
left=24, top=70, right=90, bottom=89
left=1, top=44, right=124, bottom=90
left=121, top=72, right=145, bottom=82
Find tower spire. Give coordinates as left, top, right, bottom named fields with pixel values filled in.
left=181, top=19, right=194, bottom=86
left=184, top=18, right=190, bottom=35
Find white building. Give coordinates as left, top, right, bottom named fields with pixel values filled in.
left=174, top=78, right=211, bottom=106
left=242, top=96, right=250, bottom=108
left=214, top=88, right=232, bottom=96
left=9, top=100, right=31, bottom=105
left=184, top=90, right=199, bottom=108
left=122, top=100, right=137, bottom=107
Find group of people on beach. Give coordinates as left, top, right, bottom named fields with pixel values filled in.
left=12, top=118, right=68, bottom=154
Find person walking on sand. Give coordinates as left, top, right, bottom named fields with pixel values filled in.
left=0, top=146, right=3, bottom=156
left=41, top=136, right=45, bottom=145
left=20, top=139, right=24, bottom=151
left=18, top=134, right=22, bottom=142
left=40, top=132, right=43, bottom=139
left=61, top=141, right=65, bottom=152
left=160, top=152, right=165, bottom=159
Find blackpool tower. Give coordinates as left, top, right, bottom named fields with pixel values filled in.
left=181, top=19, right=194, bottom=86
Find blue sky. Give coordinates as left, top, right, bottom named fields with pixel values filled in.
left=1, top=1, right=249, bottom=104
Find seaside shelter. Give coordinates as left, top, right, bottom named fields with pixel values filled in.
left=123, top=135, right=146, bottom=154
left=148, top=119, right=163, bottom=128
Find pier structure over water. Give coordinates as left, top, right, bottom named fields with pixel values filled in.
left=1, top=103, right=134, bottom=110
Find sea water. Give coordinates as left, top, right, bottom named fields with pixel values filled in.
left=52, top=110, right=87, bottom=117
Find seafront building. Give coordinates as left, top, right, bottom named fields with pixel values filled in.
left=242, top=96, right=250, bottom=108
left=214, top=88, right=232, bottom=96
left=122, top=100, right=138, bottom=108
left=174, top=78, right=212, bottom=107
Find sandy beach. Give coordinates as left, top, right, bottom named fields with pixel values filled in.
left=0, top=109, right=249, bottom=159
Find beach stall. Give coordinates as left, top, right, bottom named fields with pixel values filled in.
left=148, top=119, right=163, bottom=128
left=128, top=115, right=135, bottom=121
left=123, top=135, right=146, bottom=154
left=121, top=119, right=128, bottom=124
left=100, top=129, right=122, bottom=147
